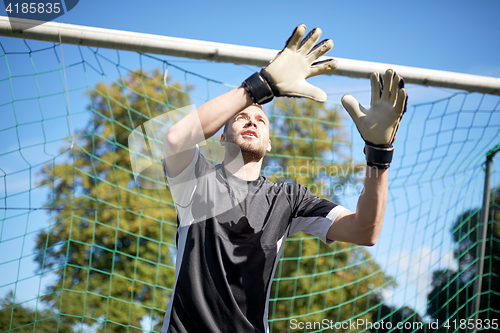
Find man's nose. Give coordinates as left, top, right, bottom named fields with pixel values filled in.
left=244, top=119, right=257, bottom=128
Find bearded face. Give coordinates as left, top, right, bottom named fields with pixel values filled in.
left=221, top=105, right=271, bottom=163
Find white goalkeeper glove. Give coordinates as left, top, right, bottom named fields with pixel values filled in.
left=341, top=69, right=408, bottom=169
left=242, top=24, right=338, bottom=104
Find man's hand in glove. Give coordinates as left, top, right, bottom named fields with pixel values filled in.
left=243, top=24, right=338, bottom=104
left=342, top=69, right=408, bottom=169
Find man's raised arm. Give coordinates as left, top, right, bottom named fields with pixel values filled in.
left=163, top=24, right=338, bottom=178
left=163, top=87, right=252, bottom=178
left=327, top=69, right=408, bottom=246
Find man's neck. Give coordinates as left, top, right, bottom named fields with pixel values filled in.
left=223, top=155, right=263, bottom=181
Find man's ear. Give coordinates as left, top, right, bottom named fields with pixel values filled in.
left=266, top=140, right=272, bottom=152
left=220, top=133, right=226, bottom=146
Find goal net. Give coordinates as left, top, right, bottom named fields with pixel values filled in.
left=1, top=23, right=499, bottom=333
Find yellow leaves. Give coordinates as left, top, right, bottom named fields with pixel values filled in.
left=359, top=285, right=369, bottom=294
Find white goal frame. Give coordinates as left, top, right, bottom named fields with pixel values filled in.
left=1, top=16, right=500, bottom=95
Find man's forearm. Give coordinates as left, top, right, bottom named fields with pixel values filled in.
left=163, top=87, right=252, bottom=178
left=326, top=166, right=388, bottom=246
left=353, top=167, right=388, bottom=245
left=198, top=87, right=253, bottom=139
left=165, top=87, right=252, bottom=153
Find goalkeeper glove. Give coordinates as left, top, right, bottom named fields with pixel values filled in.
left=341, top=69, right=408, bottom=169
left=242, top=24, right=337, bottom=104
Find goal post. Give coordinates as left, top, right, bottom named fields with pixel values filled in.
left=1, top=15, right=500, bottom=95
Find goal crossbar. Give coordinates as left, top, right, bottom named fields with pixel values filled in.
left=1, top=16, right=499, bottom=95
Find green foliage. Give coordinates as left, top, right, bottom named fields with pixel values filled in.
left=269, top=239, right=396, bottom=332
left=34, top=69, right=187, bottom=332
left=266, top=97, right=365, bottom=190
left=0, top=292, right=73, bottom=332
left=427, top=188, right=500, bottom=331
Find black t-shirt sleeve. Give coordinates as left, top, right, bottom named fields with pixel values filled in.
left=288, top=184, right=346, bottom=244
left=293, top=185, right=337, bottom=218
left=164, top=145, right=214, bottom=207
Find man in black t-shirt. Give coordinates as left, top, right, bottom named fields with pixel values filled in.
left=160, top=25, right=407, bottom=333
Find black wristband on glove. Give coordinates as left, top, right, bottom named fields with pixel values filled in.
left=364, top=142, right=394, bottom=169
left=242, top=70, right=275, bottom=105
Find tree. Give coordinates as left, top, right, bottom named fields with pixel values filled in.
left=0, top=291, right=73, bottom=332
left=427, top=188, right=500, bottom=331
left=370, top=294, right=425, bottom=333
left=265, top=97, right=364, bottom=191
left=268, top=238, right=397, bottom=332
left=32, top=68, right=397, bottom=332
left=35, top=69, right=186, bottom=332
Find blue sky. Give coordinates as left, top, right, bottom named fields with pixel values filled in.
left=1, top=0, right=500, bottom=327
left=40, top=0, right=500, bottom=75
left=3, top=0, right=499, bottom=84
left=57, top=0, right=500, bottom=75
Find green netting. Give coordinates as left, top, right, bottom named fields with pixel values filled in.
left=0, top=36, right=499, bottom=333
